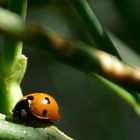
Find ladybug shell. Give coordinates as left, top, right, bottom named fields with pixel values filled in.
left=13, top=93, right=60, bottom=121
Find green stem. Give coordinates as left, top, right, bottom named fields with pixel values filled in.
left=69, top=0, right=121, bottom=59
left=3, top=0, right=27, bottom=72
left=0, top=113, right=73, bottom=140
left=0, top=0, right=28, bottom=115
left=8, top=0, right=27, bottom=21
left=0, top=7, right=140, bottom=112
left=0, top=55, right=27, bottom=115
left=94, top=74, right=140, bottom=115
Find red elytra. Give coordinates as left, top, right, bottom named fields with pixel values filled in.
left=13, top=93, right=61, bottom=121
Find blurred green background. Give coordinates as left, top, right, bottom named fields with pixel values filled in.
left=1, top=0, right=140, bottom=139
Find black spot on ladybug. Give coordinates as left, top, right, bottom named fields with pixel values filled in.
left=42, top=110, right=47, bottom=116
left=42, top=97, right=50, bottom=104
left=27, top=96, right=34, bottom=100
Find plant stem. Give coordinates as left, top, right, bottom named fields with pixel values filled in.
left=0, top=113, right=73, bottom=140
left=3, top=0, right=27, bottom=72
left=0, top=0, right=28, bottom=115
left=0, top=7, right=140, bottom=112
left=0, top=7, right=140, bottom=92
left=94, top=74, right=140, bottom=115
left=69, top=0, right=121, bottom=59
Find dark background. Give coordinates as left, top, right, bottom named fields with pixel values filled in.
left=1, top=0, right=140, bottom=139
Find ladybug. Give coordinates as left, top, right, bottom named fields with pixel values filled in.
left=12, top=93, right=60, bottom=122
